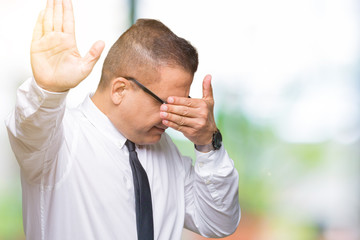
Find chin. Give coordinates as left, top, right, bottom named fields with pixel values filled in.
left=138, top=133, right=163, bottom=145
left=134, top=126, right=166, bottom=145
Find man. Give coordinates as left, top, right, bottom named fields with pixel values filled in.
left=6, top=0, right=240, bottom=239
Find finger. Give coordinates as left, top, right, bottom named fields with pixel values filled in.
left=81, top=40, right=105, bottom=76
left=53, top=0, right=63, bottom=32
left=162, top=119, right=193, bottom=133
left=32, top=10, right=45, bottom=41
left=44, top=0, right=54, bottom=32
left=160, top=104, right=198, bottom=118
left=167, top=96, right=203, bottom=108
left=202, top=74, right=213, bottom=100
left=63, top=0, right=74, bottom=34
left=160, top=111, right=199, bottom=128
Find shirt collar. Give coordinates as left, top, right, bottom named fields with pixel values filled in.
left=80, top=93, right=127, bottom=149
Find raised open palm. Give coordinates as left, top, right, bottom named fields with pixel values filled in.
left=31, top=0, right=104, bottom=92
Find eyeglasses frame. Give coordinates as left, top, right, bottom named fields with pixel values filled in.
left=124, top=76, right=167, bottom=104
left=123, top=76, right=191, bottom=105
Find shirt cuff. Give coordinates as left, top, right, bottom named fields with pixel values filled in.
left=194, top=145, right=230, bottom=177
left=194, top=145, right=234, bottom=207
left=16, top=77, right=69, bottom=120
left=28, top=77, right=69, bottom=108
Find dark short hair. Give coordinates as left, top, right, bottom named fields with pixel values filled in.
left=98, top=19, right=199, bottom=89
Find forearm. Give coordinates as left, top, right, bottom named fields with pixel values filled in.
left=184, top=146, right=241, bottom=237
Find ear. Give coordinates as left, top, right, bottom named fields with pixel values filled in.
left=110, top=77, right=128, bottom=105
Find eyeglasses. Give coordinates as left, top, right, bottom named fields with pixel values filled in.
left=124, top=76, right=191, bottom=104
left=124, top=77, right=167, bottom=104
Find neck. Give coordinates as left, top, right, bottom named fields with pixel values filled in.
left=91, top=88, right=111, bottom=117
left=91, top=87, right=128, bottom=139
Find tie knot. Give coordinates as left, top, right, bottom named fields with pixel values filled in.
left=125, top=140, right=136, bottom=152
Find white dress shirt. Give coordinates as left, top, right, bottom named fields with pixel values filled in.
left=5, top=77, right=240, bottom=240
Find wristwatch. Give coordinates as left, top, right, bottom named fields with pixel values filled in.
left=212, top=128, right=222, bottom=150
left=195, top=128, right=223, bottom=152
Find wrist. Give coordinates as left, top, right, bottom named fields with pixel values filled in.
left=195, top=143, right=214, bottom=153
left=33, top=75, right=71, bottom=93
left=195, top=128, right=222, bottom=153
left=37, top=84, right=70, bottom=93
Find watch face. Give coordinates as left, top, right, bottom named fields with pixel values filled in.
left=212, top=130, right=222, bottom=150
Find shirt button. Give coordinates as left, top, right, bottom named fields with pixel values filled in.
left=37, top=95, right=43, bottom=102
left=205, top=179, right=211, bottom=185
left=198, top=162, right=204, bottom=168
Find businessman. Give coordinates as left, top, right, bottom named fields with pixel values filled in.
left=6, top=0, right=240, bottom=239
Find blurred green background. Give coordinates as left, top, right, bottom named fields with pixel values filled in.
left=1, top=0, right=359, bottom=239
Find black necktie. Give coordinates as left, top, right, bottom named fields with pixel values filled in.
left=125, top=140, right=154, bottom=240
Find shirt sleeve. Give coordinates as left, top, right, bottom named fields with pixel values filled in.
left=5, top=77, right=68, bottom=184
left=183, top=145, right=241, bottom=237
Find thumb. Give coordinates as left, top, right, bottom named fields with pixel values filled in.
left=202, top=74, right=213, bottom=100
left=81, top=40, right=105, bottom=75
